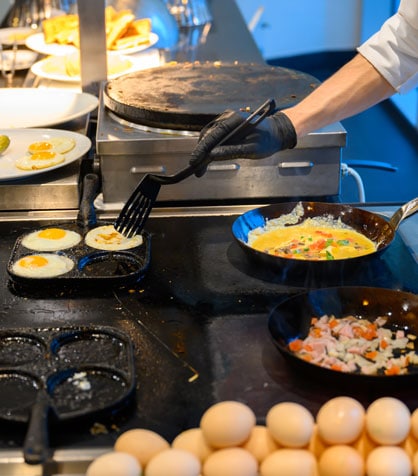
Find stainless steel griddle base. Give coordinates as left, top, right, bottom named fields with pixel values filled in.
left=96, top=88, right=347, bottom=205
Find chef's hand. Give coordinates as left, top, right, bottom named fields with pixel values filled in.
left=190, top=109, right=297, bottom=177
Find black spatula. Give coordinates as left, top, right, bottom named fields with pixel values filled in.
left=114, top=98, right=276, bottom=238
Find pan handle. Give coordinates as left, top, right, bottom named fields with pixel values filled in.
left=389, top=197, right=418, bottom=230
left=23, top=393, right=51, bottom=465
left=77, top=173, right=99, bottom=229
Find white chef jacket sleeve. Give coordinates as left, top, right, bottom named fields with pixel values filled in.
left=357, top=0, right=418, bottom=94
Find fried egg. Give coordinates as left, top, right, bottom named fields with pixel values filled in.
left=15, top=151, right=65, bottom=170
left=12, top=253, right=74, bottom=278
left=21, top=227, right=82, bottom=251
left=85, top=225, right=143, bottom=251
left=27, top=137, right=76, bottom=154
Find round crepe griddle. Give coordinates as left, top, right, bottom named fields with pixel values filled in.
left=104, top=62, right=320, bottom=130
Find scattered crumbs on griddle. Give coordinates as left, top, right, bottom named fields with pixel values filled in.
left=68, top=371, right=91, bottom=391
left=90, top=422, right=109, bottom=435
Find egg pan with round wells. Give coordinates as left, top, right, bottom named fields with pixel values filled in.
left=0, top=325, right=135, bottom=465
left=6, top=223, right=151, bottom=288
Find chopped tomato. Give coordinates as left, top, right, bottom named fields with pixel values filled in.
left=384, top=365, right=401, bottom=376
left=328, top=318, right=338, bottom=329
left=353, top=323, right=377, bottom=340
left=288, top=339, right=304, bottom=352
left=380, top=339, right=389, bottom=350
left=309, top=239, right=327, bottom=251
left=315, top=230, right=333, bottom=238
left=310, top=328, right=322, bottom=337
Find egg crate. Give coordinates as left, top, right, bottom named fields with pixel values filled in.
left=6, top=223, right=151, bottom=287
left=0, top=325, right=136, bottom=464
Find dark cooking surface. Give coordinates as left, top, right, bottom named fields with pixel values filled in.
left=104, top=62, right=320, bottom=130
left=0, top=213, right=417, bottom=453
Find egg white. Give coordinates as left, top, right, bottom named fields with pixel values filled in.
left=12, top=253, right=74, bottom=278
left=85, top=225, right=143, bottom=251
left=21, top=227, right=82, bottom=251
left=15, top=151, right=65, bottom=170
left=27, top=137, right=76, bottom=154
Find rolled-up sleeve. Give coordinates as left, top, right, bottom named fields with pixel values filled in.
left=357, top=0, right=418, bottom=94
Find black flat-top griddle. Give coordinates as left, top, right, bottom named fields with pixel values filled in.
left=104, top=62, right=320, bottom=130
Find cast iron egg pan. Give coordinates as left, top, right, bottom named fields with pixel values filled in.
left=0, top=326, right=135, bottom=465
left=232, top=198, right=418, bottom=274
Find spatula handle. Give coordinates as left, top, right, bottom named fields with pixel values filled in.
left=23, top=394, right=51, bottom=465
left=77, top=173, right=99, bottom=228
left=155, top=98, right=277, bottom=185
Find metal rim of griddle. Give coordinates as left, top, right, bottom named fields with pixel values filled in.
left=107, top=110, right=199, bottom=136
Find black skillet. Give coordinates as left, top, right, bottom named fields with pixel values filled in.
left=268, top=286, right=418, bottom=384
left=232, top=199, right=418, bottom=275
left=0, top=326, right=135, bottom=465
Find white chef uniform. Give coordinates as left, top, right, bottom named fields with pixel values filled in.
left=358, top=0, right=418, bottom=94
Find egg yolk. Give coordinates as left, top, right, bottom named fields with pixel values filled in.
left=28, top=141, right=53, bottom=153
left=38, top=228, right=66, bottom=240
left=97, top=231, right=123, bottom=244
left=30, top=151, right=57, bottom=161
left=19, top=255, right=49, bottom=268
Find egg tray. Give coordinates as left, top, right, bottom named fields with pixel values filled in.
left=0, top=325, right=136, bottom=422
left=6, top=222, right=151, bottom=287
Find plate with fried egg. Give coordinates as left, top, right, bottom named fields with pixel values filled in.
left=0, top=129, right=91, bottom=181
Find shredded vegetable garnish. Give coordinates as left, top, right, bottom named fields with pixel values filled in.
left=288, top=314, right=418, bottom=375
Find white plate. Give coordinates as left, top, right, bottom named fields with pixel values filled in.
left=0, top=49, right=38, bottom=71
left=31, top=54, right=146, bottom=82
left=25, top=31, right=158, bottom=56
left=0, top=89, right=98, bottom=128
left=0, top=27, right=37, bottom=45
left=0, top=128, right=91, bottom=181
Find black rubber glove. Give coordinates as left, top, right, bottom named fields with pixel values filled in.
left=190, top=108, right=297, bottom=174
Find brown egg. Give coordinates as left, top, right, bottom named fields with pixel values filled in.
left=171, top=427, right=214, bottom=462
left=260, top=448, right=317, bottom=476
left=200, top=401, right=256, bottom=448
left=241, top=425, right=280, bottom=464
left=366, top=397, right=411, bottom=445
left=145, top=448, right=201, bottom=476
left=366, top=446, right=412, bottom=476
left=86, top=451, right=141, bottom=476
left=203, top=447, right=258, bottom=476
left=114, top=428, right=170, bottom=468
left=318, top=445, right=365, bottom=476
left=411, top=408, right=418, bottom=440
left=266, top=402, right=314, bottom=448
left=316, top=396, right=365, bottom=445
